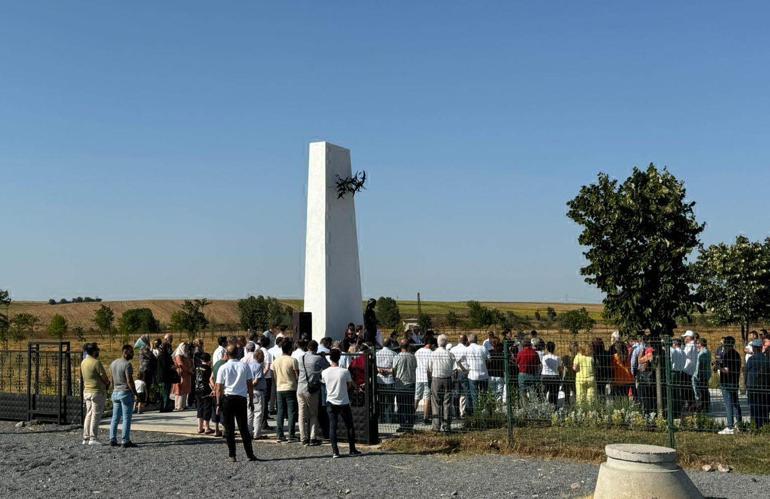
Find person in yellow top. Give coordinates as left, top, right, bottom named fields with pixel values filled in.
left=272, top=339, right=300, bottom=442
left=80, top=343, right=110, bottom=445
left=572, top=345, right=596, bottom=405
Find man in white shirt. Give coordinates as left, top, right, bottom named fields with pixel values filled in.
left=667, top=338, right=685, bottom=416
left=212, top=336, right=227, bottom=366
left=465, top=333, right=490, bottom=415
left=450, top=335, right=470, bottom=417
left=214, top=345, right=257, bottom=462
left=292, top=338, right=308, bottom=362
left=414, top=340, right=434, bottom=424
left=482, top=331, right=495, bottom=352
left=681, top=330, right=698, bottom=406
left=428, top=335, right=455, bottom=432
left=321, top=349, right=362, bottom=458
left=267, top=337, right=283, bottom=414
left=376, top=345, right=397, bottom=423
left=317, top=337, right=332, bottom=355
left=541, top=341, right=562, bottom=407
left=259, top=336, right=274, bottom=431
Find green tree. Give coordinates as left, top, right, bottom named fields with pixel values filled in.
left=566, top=164, right=703, bottom=337
left=497, top=310, right=530, bottom=331
left=118, top=308, right=160, bottom=345
left=169, top=299, right=210, bottom=342
left=93, top=304, right=116, bottom=346
left=418, top=313, right=433, bottom=333
left=466, top=301, right=497, bottom=328
left=376, top=297, right=401, bottom=330
left=48, top=314, right=68, bottom=341
left=695, top=235, right=770, bottom=344
left=10, top=313, right=39, bottom=343
left=72, top=325, right=87, bottom=342
left=558, top=308, right=596, bottom=336
left=267, top=297, right=289, bottom=328
left=238, top=295, right=270, bottom=331
left=238, top=295, right=289, bottom=331
left=445, top=310, right=461, bottom=332
left=567, top=164, right=703, bottom=416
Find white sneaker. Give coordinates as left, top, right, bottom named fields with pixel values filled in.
left=88, top=439, right=104, bottom=445
left=718, top=427, right=734, bottom=435
left=81, top=440, right=87, bottom=445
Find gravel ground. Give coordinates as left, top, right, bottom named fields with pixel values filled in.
left=0, top=421, right=767, bottom=498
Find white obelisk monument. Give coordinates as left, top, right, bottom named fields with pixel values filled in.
left=303, top=141, right=363, bottom=341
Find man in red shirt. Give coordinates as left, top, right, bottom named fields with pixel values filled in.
left=516, top=339, right=540, bottom=401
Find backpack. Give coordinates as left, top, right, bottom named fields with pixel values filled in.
left=194, top=366, right=211, bottom=395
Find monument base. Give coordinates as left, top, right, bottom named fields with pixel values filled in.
left=593, top=444, right=703, bottom=499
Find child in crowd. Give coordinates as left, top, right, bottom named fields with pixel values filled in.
left=195, top=353, right=215, bottom=435
left=134, top=372, right=147, bottom=414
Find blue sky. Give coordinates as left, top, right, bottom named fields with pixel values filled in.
left=2, top=1, right=769, bottom=302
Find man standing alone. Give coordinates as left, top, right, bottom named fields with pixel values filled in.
left=81, top=343, right=110, bottom=445
left=215, top=345, right=257, bottom=462
left=109, top=345, right=138, bottom=448
left=321, top=349, right=362, bottom=458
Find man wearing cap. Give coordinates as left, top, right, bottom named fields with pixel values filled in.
left=215, top=345, right=257, bottom=462
left=681, top=330, right=698, bottom=407
left=745, top=339, right=770, bottom=429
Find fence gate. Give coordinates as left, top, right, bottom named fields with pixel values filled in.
left=27, top=341, right=79, bottom=424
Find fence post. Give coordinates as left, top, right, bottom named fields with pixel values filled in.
left=503, top=340, right=513, bottom=448
left=663, top=335, right=676, bottom=449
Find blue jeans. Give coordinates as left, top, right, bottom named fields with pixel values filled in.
left=468, top=379, right=488, bottom=413
left=109, top=390, right=134, bottom=443
left=721, top=388, right=741, bottom=429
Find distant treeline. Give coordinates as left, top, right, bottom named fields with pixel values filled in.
left=48, top=297, right=103, bottom=305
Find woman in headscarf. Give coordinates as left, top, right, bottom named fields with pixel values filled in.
left=172, top=341, right=193, bottom=411
left=136, top=335, right=156, bottom=400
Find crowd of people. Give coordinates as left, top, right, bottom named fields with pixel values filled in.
left=373, top=326, right=770, bottom=435
left=79, top=328, right=364, bottom=460
left=78, top=322, right=770, bottom=459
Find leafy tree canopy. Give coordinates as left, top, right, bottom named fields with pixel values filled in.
left=118, top=308, right=160, bottom=337
left=466, top=301, right=497, bottom=329
left=559, top=308, right=596, bottom=336
left=169, top=299, right=210, bottom=341
left=695, top=235, right=770, bottom=343
left=567, top=164, right=703, bottom=336
left=375, top=297, right=401, bottom=330
left=11, top=313, right=39, bottom=342
left=238, top=296, right=290, bottom=331
left=48, top=314, right=68, bottom=340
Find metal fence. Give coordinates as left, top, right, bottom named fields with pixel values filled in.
left=0, top=342, right=83, bottom=423
left=371, top=335, right=770, bottom=448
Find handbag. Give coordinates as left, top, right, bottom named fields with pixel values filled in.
left=302, top=355, right=321, bottom=394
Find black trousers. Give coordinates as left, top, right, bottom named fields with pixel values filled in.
left=327, top=403, right=357, bottom=455
left=541, top=376, right=560, bottom=407
left=222, top=395, right=255, bottom=459
left=262, top=378, right=273, bottom=428
left=395, top=382, right=416, bottom=429
left=749, top=390, right=768, bottom=429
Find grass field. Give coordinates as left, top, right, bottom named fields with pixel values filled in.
left=381, top=427, right=770, bottom=475
left=7, top=298, right=604, bottom=332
